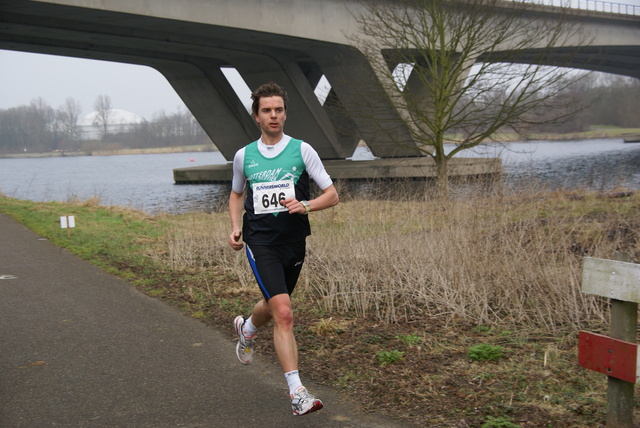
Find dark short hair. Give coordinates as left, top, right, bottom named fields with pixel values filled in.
left=251, top=82, right=288, bottom=117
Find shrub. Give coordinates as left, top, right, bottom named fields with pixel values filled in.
left=468, top=343, right=505, bottom=362
left=395, top=333, right=423, bottom=346
left=481, top=415, right=521, bottom=428
left=376, top=350, right=405, bottom=365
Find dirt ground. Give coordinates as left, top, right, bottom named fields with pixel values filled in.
left=157, top=283, right=617, bottom=428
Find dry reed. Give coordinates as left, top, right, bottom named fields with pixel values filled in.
left=155, top=183, right=639, bottom=332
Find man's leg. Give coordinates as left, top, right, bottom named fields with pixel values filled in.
left=236, top=244, right=322, bottom=415
left=249, top=298, right=271, bottom=326
left=247, top=294, right=298, bottom=372
left=267, top=294, right=298, bottom=373
left=258, top=294, right=322, bottom=415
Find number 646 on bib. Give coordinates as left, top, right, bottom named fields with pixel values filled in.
left=252, top=179, right=296, bottom=214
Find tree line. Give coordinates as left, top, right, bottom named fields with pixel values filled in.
left=477, top=71, right=640, bottom=135
left=0, top=94, right=212, bottom=155
left=568, top=74, right=640, bottom=131
left=0, top=73, right=638, bottom=156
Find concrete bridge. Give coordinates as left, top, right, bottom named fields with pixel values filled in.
left=1, top=0, right=638, bottom=181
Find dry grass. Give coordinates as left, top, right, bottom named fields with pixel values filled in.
left=156, top=184, right=638, bottom=333
left=303, top=193, right=619, bottom=330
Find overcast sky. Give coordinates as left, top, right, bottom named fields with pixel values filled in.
left=0, top=50, right=257, bottom=121
left=0, top=50, right=192, bottom=120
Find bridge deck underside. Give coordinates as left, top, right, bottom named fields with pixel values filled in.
left=0, top=0, right=638, bottom=163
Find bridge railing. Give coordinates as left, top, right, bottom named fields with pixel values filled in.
left=529, top=0, right=640, bottom=16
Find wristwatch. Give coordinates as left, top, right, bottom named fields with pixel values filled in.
left=300, top=200, right=311, bottom=215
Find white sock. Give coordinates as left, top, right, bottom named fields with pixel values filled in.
left=284, top=370, right=303, bottom=396
left=243, top=317, right=257, bottom=337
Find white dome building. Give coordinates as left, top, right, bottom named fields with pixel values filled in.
left=78, top=108, right=144, bottom=140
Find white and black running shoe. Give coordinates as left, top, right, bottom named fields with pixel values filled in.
left=234, top=315, right=255, bottom=364
left=291, top=386, right=323, bottom=416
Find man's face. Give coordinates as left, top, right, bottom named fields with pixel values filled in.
left=255, top=96, right=286, bottom=139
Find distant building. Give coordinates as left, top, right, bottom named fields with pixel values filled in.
left=78, top=108, right=144, bottom=140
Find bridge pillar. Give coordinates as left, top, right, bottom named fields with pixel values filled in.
left=231, top=53, right=346, bottom=159
left=312, top=46, right=424, bottom=158
left=153, top=59, right=259, bottom=160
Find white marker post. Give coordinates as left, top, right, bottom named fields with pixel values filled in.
left=60, top=215, right=76, bottom=237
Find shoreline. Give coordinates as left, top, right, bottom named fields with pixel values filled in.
left=2, top=128, right=638, bottom=159
left=0, top=144, right=216, bottom=159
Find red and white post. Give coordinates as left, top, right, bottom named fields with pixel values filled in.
left=579, top=254, right=640, bottom=428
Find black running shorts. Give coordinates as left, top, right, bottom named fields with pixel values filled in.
left=245, top=240, right=306, bottom=300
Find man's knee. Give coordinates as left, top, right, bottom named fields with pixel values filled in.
left=269, top=295, right=294, bottom=329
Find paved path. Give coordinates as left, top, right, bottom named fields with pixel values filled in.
left=0, top=213, right=405, bottom=427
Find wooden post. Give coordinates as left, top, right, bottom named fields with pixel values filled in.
left=581, top=253, right=640, bottom=428
left=607, top=252, right=637, bottom=428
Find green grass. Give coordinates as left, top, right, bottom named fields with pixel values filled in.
left=468, top=343, right=506, bottom=362
left=481, top=416, right=521, bottom=428
left=396, top=333, right=423, bottom=346
left=0, top=196, right=166, bottom=276
left=376, top=349, right=406, bottom=365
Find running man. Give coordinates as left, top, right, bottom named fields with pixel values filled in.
left=227, top=82, right=339, bottom=416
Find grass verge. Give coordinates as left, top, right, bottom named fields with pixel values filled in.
left=0, top=188, right=638, bottom=427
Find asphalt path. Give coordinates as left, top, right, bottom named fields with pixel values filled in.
left=0, top=213, right=406, bottom=427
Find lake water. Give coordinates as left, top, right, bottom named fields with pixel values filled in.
left=449, top=138, right=640, bottom=190
left=0, top=150, right=230, bottom=214
left=0, top=138, right=638, bottom=214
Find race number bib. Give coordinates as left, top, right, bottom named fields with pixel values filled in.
left=252, top=179, right=295, bottom=214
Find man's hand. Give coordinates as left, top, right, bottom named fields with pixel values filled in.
left=228, top=230, right=243, bottom=251
left=279, top=185, right=338, bottom=215
left=280, top=197, right=307, bottom=214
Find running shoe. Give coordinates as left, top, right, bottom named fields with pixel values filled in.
left=291, top=386, right=323, bottom=416
left=234, top=316, right=255, bottom=364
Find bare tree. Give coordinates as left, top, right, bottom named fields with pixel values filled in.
left=351, top=0, right=592, bottom=195
left=57, top=97, right=82, bottom=149
left=28, top=97, right=57, bottom=151
left=587, top=75, right=640, bottom=128
left=93, top=94, right=113, bottom=140
left=0, top=106, right=31, bottom=154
